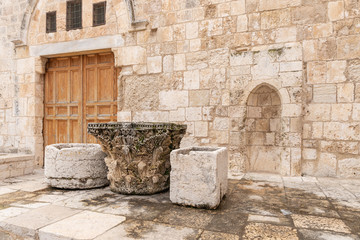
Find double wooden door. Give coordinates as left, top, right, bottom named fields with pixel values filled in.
left=44, top=52, right=118, bottom=146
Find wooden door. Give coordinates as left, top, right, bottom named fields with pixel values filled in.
left=44, top=52, right=117, bottom=146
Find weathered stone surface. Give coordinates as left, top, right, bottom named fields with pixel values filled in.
left=338, top=157, right=360, bottom=178
left=39, top=211, right=126, bottom=240
left=346, top=59, right=360, bottom=82
left=45, top=144, right=109, bottom=189
left=243, top=223, right=298, bottom=240
left=95, top=219, right=201, bottom=240
left=116, top=46, right=146, bottom=66
left=313, top=84, right=336, bottom=103
left=147, top=56, right=162, bottom=73
left=305, top=104, right=331, bottom=121
left=331, top=104, right=352, bottom=121
left=292, top=4, right=327, bottom=24
left=315, top=153, right=337, bottom=177
left=159, top=90, right=188, bottom=110
left=328, top=1, right=344, bottom=22
left=292, top=214, right=351, bottom=233
left=320, top=141, right=358, bottom=155
left=323, top=122, right=360, bottom=141
left=327, top=61, right=346, bottom=83
left=0, top=205, right=81, bottom=238
left=259, top=0, right=301, bottom=11
left=337, top=35, right=360, bottom=59
left=0, top=154, right=35, bottom=180
left=337, top=83, right=354, bottom=103
left=170, top=147, right=228, bottom=209
left=88, top=122, right=186, bottom=195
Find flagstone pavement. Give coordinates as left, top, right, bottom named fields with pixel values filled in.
left=0, top=169, right=359, bottom=240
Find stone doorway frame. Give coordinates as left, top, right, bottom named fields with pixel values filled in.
left=10, top=0, right=139, bottom=167
left=13, top=39, right=124, bottom=167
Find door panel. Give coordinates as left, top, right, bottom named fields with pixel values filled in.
left=44, top=52, right=117, bottom=146
left=98, top=67, right=113, bottom=101
left=83, top=53, right=117, bottom=143
left=70, top=70, right=81, bottom=102
left=57, top=120, right=68, bottom=143
left=55, top=71, right=68, bottom=103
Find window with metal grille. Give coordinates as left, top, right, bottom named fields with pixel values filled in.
left=46, top=11, right=56, bottom=33
left=66, top=0, right=82, bottom=31
left=93, top=2, right=106, bottom=27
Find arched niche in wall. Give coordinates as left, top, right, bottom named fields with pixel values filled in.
left=245, top=84, right=283, bottom=174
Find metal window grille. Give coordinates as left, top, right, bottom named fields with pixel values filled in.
left=66, top=0, right=82, bottom=31
left=93, top=2, right=106, bottom=26
left=46, top=11, right=56, bottom=33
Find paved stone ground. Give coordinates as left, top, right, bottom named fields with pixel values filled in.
left=0, top=169, right=359, bottom=240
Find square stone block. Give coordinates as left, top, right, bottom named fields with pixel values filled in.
left=170, top=147, right=228, bottom=209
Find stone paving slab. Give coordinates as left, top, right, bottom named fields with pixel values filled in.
left=39, top=211, right=126, bottom=240
left=0, top=187, right=17, bottom=196
left=292, top=214, right=352, bottom=233
left=10, top=201, right=50, bottom=209
left=94, top=219, right=201, bottom=240
left=6, top=180, right=49, bottom=192
left=0, top=205, right=81, bottom=238
left=298, top=229, right=360, bottom=240
left=242, top=222, right=298, bottom=240
left=0, top=207, right=30, bottom=221
left=0, top=170, right=359, bottom=240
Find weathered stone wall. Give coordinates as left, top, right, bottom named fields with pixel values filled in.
left=0, top=0, right=29, bottom=153
left=300, top=1, right=360, bottom=178
left=0, top=0, right=360, bottom=177
left=116, top=0, right=304, bottom=176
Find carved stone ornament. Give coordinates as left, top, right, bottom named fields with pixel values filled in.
left=87, top=122, right=187, bottom=195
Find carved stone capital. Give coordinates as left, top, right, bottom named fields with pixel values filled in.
left=88, top=122, right=187, bottom=195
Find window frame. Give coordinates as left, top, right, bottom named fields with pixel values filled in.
left=66, top=0, right=82, bottom=31
left=46, top=11, right=57, bottom=33
left=93, top=1, right=106, bottom=27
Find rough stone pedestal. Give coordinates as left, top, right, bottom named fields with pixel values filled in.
left=45, top=144, right=109, bottom=189
left=170, top=147, right=228, bottom=209
left=87, top=122, right=187, bottom=195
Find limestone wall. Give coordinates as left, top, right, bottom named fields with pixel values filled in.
left=0, top=0, right=28, bottom=153
left=0, top=0, right=360, bottom=177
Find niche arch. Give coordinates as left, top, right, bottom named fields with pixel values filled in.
left=245, top=83, right=283, bottom=174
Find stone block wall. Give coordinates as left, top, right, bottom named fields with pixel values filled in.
left=300, top=1, right=360, bottom=178
left=0, top=0, right=29, bottom=153
left=0, top=154, right=35, bottom=179
left=115, top=0, right=304, bottom=175
left=0, top=0, right=360, bottom=177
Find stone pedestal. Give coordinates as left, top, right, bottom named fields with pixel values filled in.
left=87, top=122, right=187, bottom=195
left=170, top=147, right=228, bottom=209
left=45, top=144, right=109, bottom=189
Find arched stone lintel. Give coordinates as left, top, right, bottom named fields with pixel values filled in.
left=10, top=0, right=38, bottom=46
left=240, top=79, right=291, bottom=106
left=17, top=0, right=133, bottom=47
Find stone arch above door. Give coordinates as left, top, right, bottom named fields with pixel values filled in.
left=12, top=0, right=134, bottom=47
left=26, top=0, right=128, bottom=46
